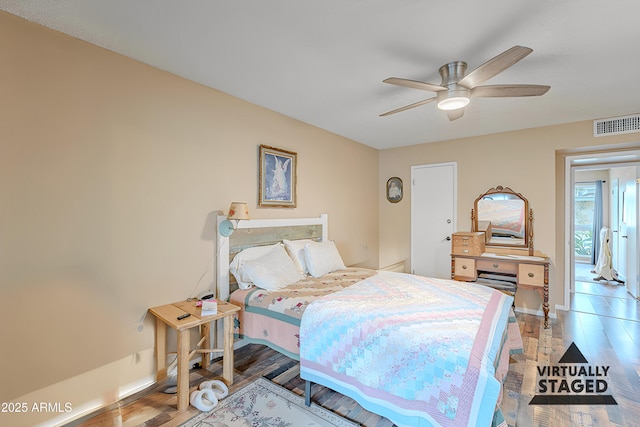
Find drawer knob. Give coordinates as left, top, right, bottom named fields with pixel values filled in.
left=528, top=272, right=535, bottom=278
left=493, top=263, right=499, bottom=268
left=462, top=265, right=468, bottom=270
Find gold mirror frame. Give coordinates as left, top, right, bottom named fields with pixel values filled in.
left=471, top=185, right=534, bottom=255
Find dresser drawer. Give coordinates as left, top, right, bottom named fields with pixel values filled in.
left=519, top=264, right=545, bottom=287
left=453, top=257, right=476, bottom=281
left=476, top=259, right=518, bottom=275
left=452, top=232, right=485, bottom=256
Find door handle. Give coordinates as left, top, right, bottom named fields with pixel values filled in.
left=622, top=235, right=628, bottom=239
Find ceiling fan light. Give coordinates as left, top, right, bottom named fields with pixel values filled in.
left=437, top=96, right=470, bottom=111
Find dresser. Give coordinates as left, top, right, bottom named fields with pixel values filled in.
left=451, top=240, right=550, bottom=328
left=453, top=185, right=552, bottom=328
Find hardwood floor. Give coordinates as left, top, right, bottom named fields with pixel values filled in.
left=72, top=284, right=640, bottom=427
left=572, top=262, right=639, bottom=322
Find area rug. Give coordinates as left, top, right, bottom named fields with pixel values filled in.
left=180, top=377, right=357, bottom=427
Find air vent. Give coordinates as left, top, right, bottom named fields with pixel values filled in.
left=593, top=114, right=640, bottom=137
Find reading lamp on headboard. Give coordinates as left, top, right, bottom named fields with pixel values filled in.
left=218, top=202, right=250, bottom=237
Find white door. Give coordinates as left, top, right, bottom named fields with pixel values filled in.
left=411, top=163, right=456, bottom=279
left=622, top=172, right=638, bottom=298
left=616, top=167, right=634, bottom=283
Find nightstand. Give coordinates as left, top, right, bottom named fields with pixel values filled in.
left=148, top=300, right=240, bottom=411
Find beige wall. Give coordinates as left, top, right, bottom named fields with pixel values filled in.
left=0, top=12, right=378, bottom=425
left=380, top=123, right=640, bottom=315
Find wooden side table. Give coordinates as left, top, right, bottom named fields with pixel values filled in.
left=148, top=300, right=240, bottom=411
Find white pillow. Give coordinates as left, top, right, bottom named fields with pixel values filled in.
left=304, top=240, right=346, bottom=278
left=229, top=244, right=280, bottom=289
left=283, top=239, right=314, bottom=274
left=240, top=245, right=304, bottom=291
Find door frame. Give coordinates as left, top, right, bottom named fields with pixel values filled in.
left=410, top=162, right=457, bottom=278
left=563, top=151, right=640, bottom=309
left=611, top=178, right=620, bottom=272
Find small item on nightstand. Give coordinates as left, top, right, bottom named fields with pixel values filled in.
left=177, top=313, right=191, bottom=320
left=197, top=290, right=215, bottom=300
left=196, top=299, right=218, bottom=316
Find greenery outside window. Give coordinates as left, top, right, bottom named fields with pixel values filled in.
left=574, top=183, right=595, bottom=260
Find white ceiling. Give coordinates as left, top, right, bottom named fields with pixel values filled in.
left=2, top=0, right=639, bottom=150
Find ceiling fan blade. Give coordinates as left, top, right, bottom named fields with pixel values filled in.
left=383, top=77, right=447, bottom=92
left=380, top=97, right=437, bottom=117
left=447, top=109, right=465, bottom=121
left=472, top=84, right=550, bottom=97
left=457, top=46, right=533, bottom=88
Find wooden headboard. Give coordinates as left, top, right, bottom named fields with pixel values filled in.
left=216, top=214, right=328, bottom=300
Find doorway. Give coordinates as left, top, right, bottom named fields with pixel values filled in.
left=567, top=152, right=640, bottom=321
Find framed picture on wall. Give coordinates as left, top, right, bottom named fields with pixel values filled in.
left=386, top=177, right=403, bottom=203
left=259, top=145, right=297, bottom=207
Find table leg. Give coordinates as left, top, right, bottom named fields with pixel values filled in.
left=543, top=264, right=550, bottom=329
left=201, top=322, right=210, bottom=370
left=176, top=328, right=190, bottom=411
left=222, top=316, right=234, bottom=385
left=155, top=319, right=167, bottom=380
left=543, top=283, right=549, bottom=329
left=534, top=286, right=550, bottom=329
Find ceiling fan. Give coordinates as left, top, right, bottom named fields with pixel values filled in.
left=380, top=45, right=550, bottom=121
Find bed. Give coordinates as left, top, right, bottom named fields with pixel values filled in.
left=216, top=214, right=523, bottom=427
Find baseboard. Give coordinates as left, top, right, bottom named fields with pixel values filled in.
left=379, top=260, right=405, bottom=273
left=42, top=375, right=155, bottom=427
left=514, top=306, right=557, bottom=320
left=234, top=337, right=249, bottom=349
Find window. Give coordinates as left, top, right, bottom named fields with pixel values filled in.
left=574, top=183, right=595, bottom=259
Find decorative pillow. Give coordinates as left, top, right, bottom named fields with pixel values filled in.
left=229, top=243, right=281, bottom=289
left=283, top=239, right=314, bottom=274
left=304, top=240, right=346, bottom=278
left=240, top=245, right=304, bottom=291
